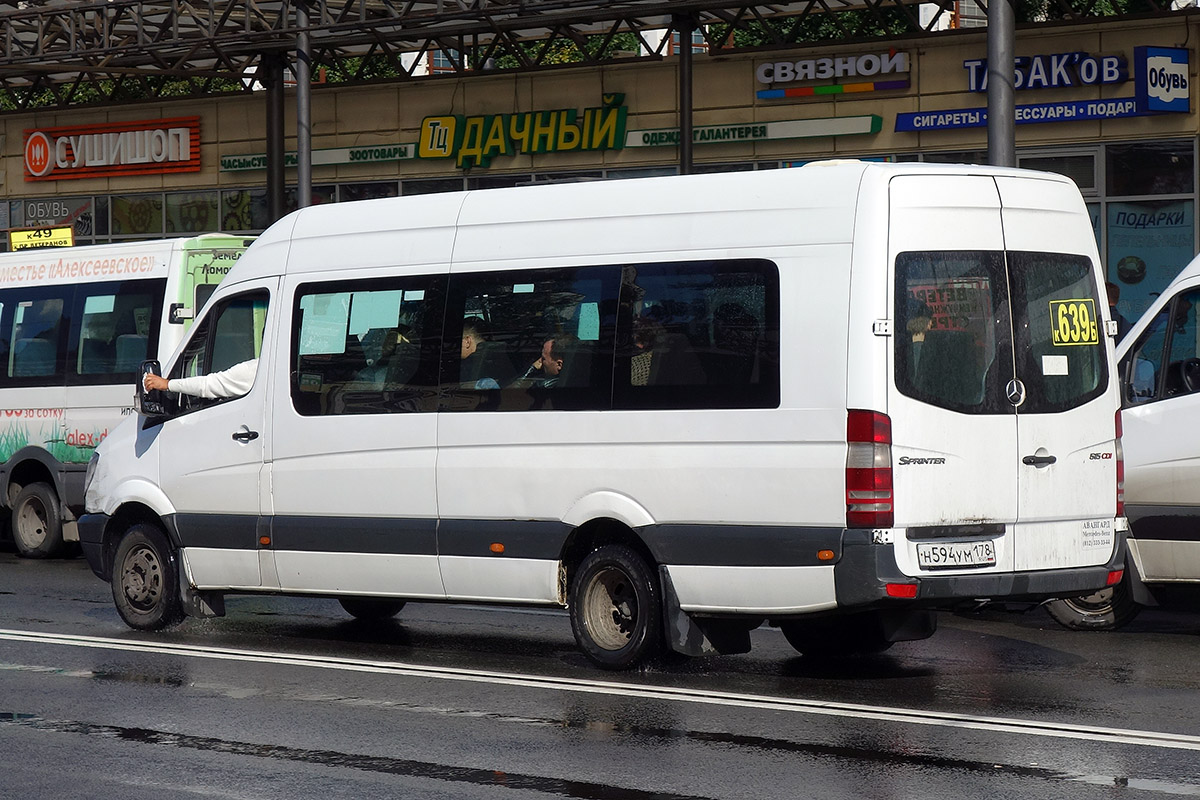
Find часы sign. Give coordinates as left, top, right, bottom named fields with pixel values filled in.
left=23, top=117, right=201, bottom=182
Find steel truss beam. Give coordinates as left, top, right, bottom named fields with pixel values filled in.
left=0, top=0, right=1172, bottom=111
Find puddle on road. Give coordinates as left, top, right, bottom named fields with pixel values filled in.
left=0, top=713, right=713, bottom=800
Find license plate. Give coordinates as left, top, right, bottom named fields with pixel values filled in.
left=916, top=540, right=996, bottom=569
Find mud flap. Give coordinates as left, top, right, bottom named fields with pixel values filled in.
left=180, top=578, right=225, bottom=619
left=659, top=566, right=759, bottom=656
left=879, top=608, right=937, bottom=643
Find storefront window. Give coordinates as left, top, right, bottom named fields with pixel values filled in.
left=95, top=196, right=109, bottom=236
left=920, top=150, right=986, bottom=165
left=222, top=188, right=271, bottom=232
left=1107, top=141, right=1194, bottom=196
left=1107, top=199, right=1194, bottom=322
left=1020, top=153, right=1097, bottom=193
left=339, top=182, right=399, bottom=202
left=111, top=194, right=164, bottom=236
left=166, top=191, right=219, bottom=233
left=285, top=185, right=335, bottom=212
left=402, top=178, right=465, bottom=195
left=22, top=196, right=97, bottom=241
left=467, top=174, right=530, bottom=190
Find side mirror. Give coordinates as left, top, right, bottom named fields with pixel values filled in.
left=135, top=359, right=169, bottom=418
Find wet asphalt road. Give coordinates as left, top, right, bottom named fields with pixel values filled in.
left=2, top=552, right=1199, bottom=800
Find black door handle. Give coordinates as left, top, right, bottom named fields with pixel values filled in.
left=1022, top=454, right=1056, bottom=466
left=232, top=430, right=259, bottom=442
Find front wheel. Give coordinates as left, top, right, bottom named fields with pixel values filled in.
left=1044, top=571, right=1141, bottom=631
left=569, top=544, right=662, bottom=670
left=111, top=524, right=185, bottom=630
left=11, top=481, right=64, bottom=558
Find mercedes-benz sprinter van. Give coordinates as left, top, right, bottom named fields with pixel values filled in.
left=80, top=162, right=1127, bottom=669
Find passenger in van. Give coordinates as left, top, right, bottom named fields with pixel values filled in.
left=515, top=335, right=576, bottom=389
left=143, top=359, right=257, bottom=399
left=630, top=316, right=663, bottom=386
left=906, top=297, right=934, bottom=374
left=353, top=326, right=409, bottom=386
left=460, top=317, right=501, bottom=389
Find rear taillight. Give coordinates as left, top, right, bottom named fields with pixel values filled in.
left=1115, top=409, right=1125, bottom=517
left=846, top=410, right=893, bottom=528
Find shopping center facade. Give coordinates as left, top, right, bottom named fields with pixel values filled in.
left=3, top=12, right=1197, bottom=319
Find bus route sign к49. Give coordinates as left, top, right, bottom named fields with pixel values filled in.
left=10, top=226, right=75, bottom=250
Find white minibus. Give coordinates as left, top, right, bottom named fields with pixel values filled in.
left=0, top=234, right=253, bottom=558
left=1047, top=253, right=1200, bottom=629
left=81, top=163, right=1127, bottom=669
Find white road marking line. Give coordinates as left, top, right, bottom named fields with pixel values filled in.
left=4, top=627, right=1199, bottom=752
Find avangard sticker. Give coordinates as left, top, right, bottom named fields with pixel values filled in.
left=1082, top=518, right=1114, bottom=549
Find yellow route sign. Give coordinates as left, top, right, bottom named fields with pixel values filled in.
left=10, top=226, right=74, bottom=250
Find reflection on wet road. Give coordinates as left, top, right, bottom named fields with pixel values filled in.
left=3, top=553, right=1200, bottom=800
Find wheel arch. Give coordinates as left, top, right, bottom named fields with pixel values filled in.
left=3, top=446, right=67, bottom=509
left=95, top=502, right=172, bottom=582
left=558, top=516, right=658, bottom=603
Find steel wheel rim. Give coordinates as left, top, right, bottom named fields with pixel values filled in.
left=14, top=496, right=48, bottom=549
left=582, top=566, right=638, bottom=651
left=121, top=545, right=164, bottom=611
left=1062, top=587, right=1114, bottom=614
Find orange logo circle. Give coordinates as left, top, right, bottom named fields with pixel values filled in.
left=24, top=131, right=53, bottom=178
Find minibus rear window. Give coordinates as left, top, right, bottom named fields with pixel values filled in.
left=1008, top=251, right=1108, bottom=413
left=895, top=251, right=1013, bottom=415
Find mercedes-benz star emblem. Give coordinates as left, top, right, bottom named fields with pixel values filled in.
left=1006, top=378, right=1026, bottom=407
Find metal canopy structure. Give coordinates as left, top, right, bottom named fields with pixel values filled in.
left=1, top=0, right=966, bottom=109
left=0, top=0, right=1176, bottom=215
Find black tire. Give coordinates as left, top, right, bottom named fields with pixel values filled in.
left=1044, top=571, right=1141, bottom=631
left=780, top=612, right=895, bottom=658
left=11, top=481, right=64, bottom=559
left=569, top=544, right=662, bottom=670
left=111, top=524, right=185, bottom=631
left=338, top=597, right=406, bottom=621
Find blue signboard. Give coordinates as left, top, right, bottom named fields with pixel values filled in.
left=1134, top=46, right=1189, bottom=113
left=896, top=98, right=1140, bottom=132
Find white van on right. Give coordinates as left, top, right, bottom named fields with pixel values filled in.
left=1047, top=254, right=1200, bottom=629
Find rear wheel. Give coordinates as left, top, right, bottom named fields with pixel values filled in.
left=338, top=597, right=406, bottom=621
left=779, top=612, right=895, bottom=658
left=111, top=524, right=184, bottom=630
left=569, top=544, right=662, bottom=670
left=1044, top=571, right=1140, bottom=631
left=11, top=482, right=64, bottom=559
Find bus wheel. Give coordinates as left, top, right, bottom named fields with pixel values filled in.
left=569, top=544, right=661, bottom=670
left=111, top=524, right=184, bottom=631
left=1044, top=572, right=1140, bottom=631
left=11, top=482, right=64, bottom=559
left=780, top=613, right=894, bottom=658
left=338, top=597, right=406, bottom=621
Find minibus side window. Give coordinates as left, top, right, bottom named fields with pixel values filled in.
left=69, top=279, right=164, bottom=385
left=1008, top=252, right=1108, bottom=414
left=167, top=290, right=269, bottom=414
left=441, top=266, right=618, bottom=412
left=291, top=277, right=442, bottom=416
left=895, top=251, right=1012, bottom=415
left=0, top=287, right=72, bottom=386
left=613, top=259, right=780, bottom=411
left=1123, top=306, right=1171, bottom=404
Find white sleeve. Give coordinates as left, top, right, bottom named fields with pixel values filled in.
left=168, top=359, right=258, bottom=399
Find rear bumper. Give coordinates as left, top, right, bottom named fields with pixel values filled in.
left=834, top=528, right=1128, bottom=609
left=78, top=512, right=111, bottom=581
